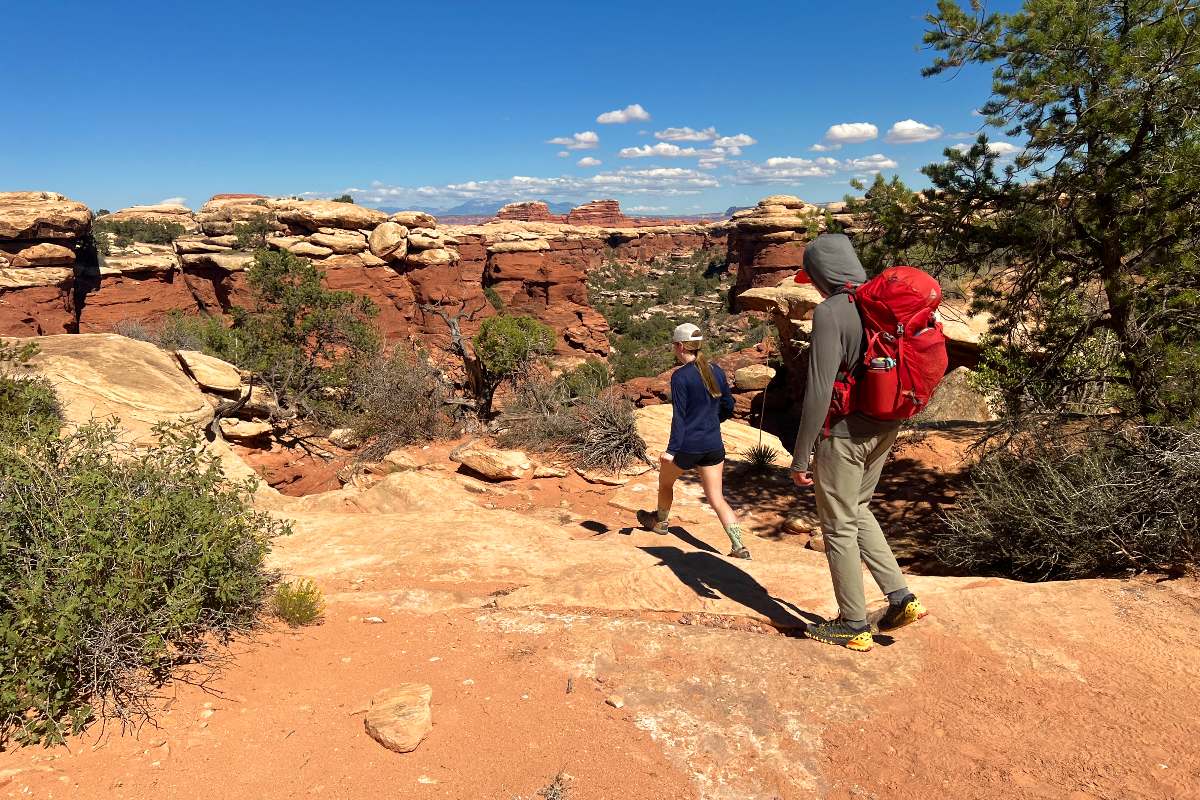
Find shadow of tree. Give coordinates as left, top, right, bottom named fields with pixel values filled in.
left=640, top=545, right=821, bottom=629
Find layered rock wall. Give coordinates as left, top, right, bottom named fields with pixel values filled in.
left=1, top=192, right=727, bottom=362
left=0, top=192, right=93, bottom=335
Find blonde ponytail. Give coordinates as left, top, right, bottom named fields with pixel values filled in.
left=683, top=341, right=720, bottom=398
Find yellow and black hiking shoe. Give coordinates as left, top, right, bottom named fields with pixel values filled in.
left=805, top=619, right=873, bottom=652
left=878, top=594, right=928, bottom=632
left=636, top=509, right=668, bottom=535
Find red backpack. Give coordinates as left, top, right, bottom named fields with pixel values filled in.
left=826, top=266, right=949, bottom=422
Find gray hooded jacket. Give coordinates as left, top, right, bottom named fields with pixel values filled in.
left=790, top=234, right=898, bottom=473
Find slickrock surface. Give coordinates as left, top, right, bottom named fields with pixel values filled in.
left=7, top=334, right=1197, bottom=799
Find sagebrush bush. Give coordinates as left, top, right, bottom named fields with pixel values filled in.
left=938, top=425, right=1200, bottom=580
left=500, top=365, right=647, bottom=473
left=113, top=312, right=235, bottom=354
left=0, top=421, right=289, bottom=745
left=567, top=392, right=650, bottom=472
left=347, top=346, right=448, bottom=460
left=272, top=579, right=325, bottom=627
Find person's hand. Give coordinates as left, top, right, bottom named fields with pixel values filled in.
left=791, top=470, right=813, bottom=488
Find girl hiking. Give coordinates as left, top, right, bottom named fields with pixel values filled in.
left=636, top=323, right=751, bottom=559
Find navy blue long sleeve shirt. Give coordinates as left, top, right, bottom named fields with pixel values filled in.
left=665, top=361, right=734, bottom=455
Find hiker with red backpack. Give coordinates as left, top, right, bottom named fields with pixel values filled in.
left=789, top=234, right=946, bottom=652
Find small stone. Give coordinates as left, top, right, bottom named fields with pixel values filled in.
left=533, top=464, right=568, bottom=479
left=363, top=684, right=433, bottom=754
left=462, top=679, right=475, bottom=686
left=605, top=695, right=625, bottom=709
left=363, top=616, right=385, bottom=624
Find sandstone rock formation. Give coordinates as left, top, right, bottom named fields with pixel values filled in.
left=99, top=203, right=200, bottom=234
left=449, top=441, right=532, bottom=481
left=717, top=195, right=823, bottom=298
left=495, top=201, right=564, bottom=223
left=0, top=192, right=93, bottom=335
left=566, top=199, right=630, bottom=227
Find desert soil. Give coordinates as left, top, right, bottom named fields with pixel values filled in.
left=3, top=430, right=1199, bottom=800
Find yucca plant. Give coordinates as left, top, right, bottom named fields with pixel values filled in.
left=746, top=443, right=780, bottom=474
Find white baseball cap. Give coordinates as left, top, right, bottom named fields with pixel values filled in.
left=671, top=323, right=704, bottom=343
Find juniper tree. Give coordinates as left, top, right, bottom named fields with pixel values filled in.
left=866, top=0, right=1200, bottom=423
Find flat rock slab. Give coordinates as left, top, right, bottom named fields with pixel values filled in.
left=176, top=349, right=242, bottom=394
left=364, top=684, right=433, bottom=753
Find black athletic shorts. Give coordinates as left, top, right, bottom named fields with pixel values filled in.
left=671, top=449, right=726, bottom=469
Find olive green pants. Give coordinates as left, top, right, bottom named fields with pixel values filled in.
left=812, top=428, right=907, bottom=622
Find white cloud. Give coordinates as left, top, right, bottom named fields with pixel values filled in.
left=546, top=131, right=599, bottom=150
left=844, top=153, right=899, bottom=171
left=713, top=133, right=757, bottom=148
left=950, top=141, right=1021, bottom=157
left=597, top=103, right=651, bottom=124
left=729, top=153, right=896, bottom=184
left=627, top=205, right=668, bottom=212
left=824, top=122, right=879, bottom=144
left=158, top=196, right=188, bottom=206
left=885, top=119, right=944, bottom=144
left=809, top=143, right=841, bottom=152
left=619, top=142, right=701, bottom=158
left=986, top=141, right=1020, bottom=156
left=340, top=166, right=719, bottom=209
left=557, top=151, right=570, bottom=158
left=655, top=126, right=718, bottom=142
left=577, top=156, right=602, bottom=168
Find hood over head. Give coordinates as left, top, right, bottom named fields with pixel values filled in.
left=803, top=233, right=867, bottom=296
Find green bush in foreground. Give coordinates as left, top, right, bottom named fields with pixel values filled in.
left=0, top=422, right=289, bottom=745
left=272, top=579, right=325, bottom=627
left=471, top=314, right=556, bottom=416
left=938, top=425, right=1200, bottom=581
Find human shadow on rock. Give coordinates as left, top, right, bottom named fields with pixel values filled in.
left=640, top=545, right=820, bottom=629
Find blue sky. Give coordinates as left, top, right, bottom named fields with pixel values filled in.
left=0, top=0, right=1021, bottom=214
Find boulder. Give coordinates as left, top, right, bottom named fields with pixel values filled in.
left=406, top=248, right=457, bottom=267
left=368, top=222, right=409, bottom=260
left=496, top=201, right=564, bottom=223
left=275, top=200, right=387, bottom=232
left=0, top=191, right=92, bottom=241
left=733, top=364, right=776, bottom=392
left=20, top=334, right=212, bottom=445
left=309, top=229, right=367, bottom=254
left=914, top=366, right=997, bottom=424
left=449, top=441, right=531, bottom=481
left=175, top=350, right=242, bottom=394
left=219, top=418, right=272, bottom=440
left=363, top=684, right=433, bottom=754
left=15, top=243, right=75, bottom=267
left=287, top=241, right=334, bottom=258
left=389, top=211, right=437, bottom=229
left=407, top=228, right=444, bottom=251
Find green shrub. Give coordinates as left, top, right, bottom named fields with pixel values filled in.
left=0, top=421, right=288, bottom=745
left=0, top=340, right=62, bottom=441
left=233, top=215, right=273, bottom=250
left=938, top=425, right=1200, bottom=580
left=272, top=579, right=325, bottom=627
left=471, top=315, right=556, bottom=416
left=93, top=218, right=186, bottom=248
left=558, top=359, right=611, bottom=398
left=228, top=249, right=379, bottom=425
left=347, top=345, right=448, bottom=460
left=745, top=443, right=780, bottom=474
left=331, top=194, right=355, bottom=204
left=113, top=313, right=236, bottom=355
left=483, top=286, right=505, bottom=311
